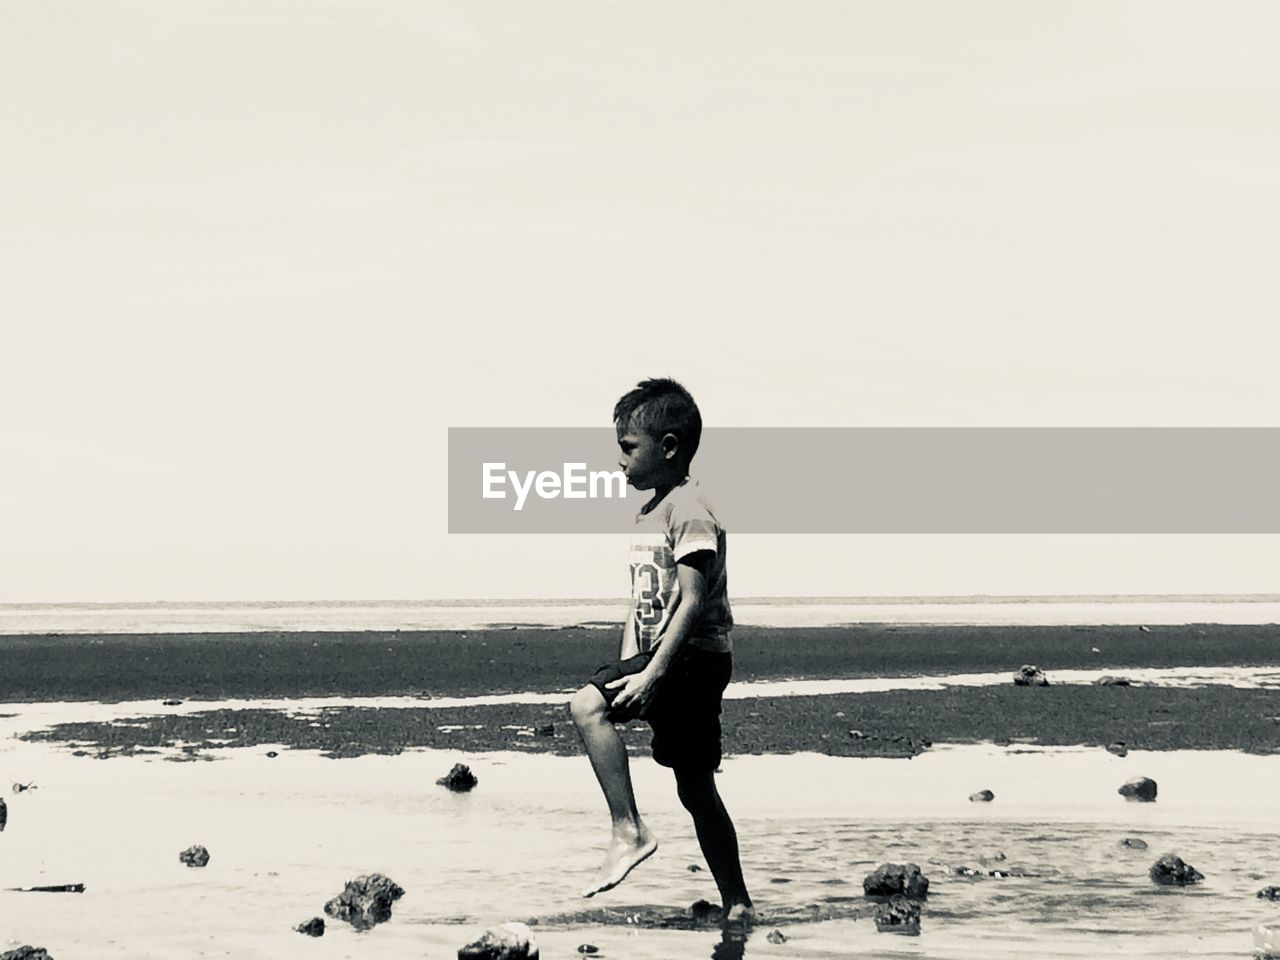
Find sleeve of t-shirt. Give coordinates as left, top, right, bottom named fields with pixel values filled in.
left=668, top=496, right=721, bottom=562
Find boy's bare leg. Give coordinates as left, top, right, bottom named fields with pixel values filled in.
left=570, top=684, right=659, bottom=897
left=674, top=767, right=753, bottom=921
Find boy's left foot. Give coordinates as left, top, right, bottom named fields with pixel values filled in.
left=581, top=825, right=658, bottom=898
left=723, top=903, right=755, bottom=926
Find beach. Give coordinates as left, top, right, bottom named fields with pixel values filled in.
left=4, top=621, right=1280, bottom=958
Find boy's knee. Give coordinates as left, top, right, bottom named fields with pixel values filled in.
left=570, top=684, right=606, bottom=725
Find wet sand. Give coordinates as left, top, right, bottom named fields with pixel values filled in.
left=5, top=624, right=1280, bottom=759
left=3, top=622, right=1280, bottom=702
left=18, top=684, right=1280, bottom=759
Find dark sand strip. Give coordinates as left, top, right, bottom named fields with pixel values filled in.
left=3, top=624, right=1280, bottom=703
left=22, top=685, right=1280, bottom=759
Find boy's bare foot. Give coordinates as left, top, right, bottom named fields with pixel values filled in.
left=581, top=825, right=659, bottom=898
left=723, top=903, right=755, bottom=926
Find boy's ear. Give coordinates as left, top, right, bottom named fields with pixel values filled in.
left=660, top=432, right=679, bottom=460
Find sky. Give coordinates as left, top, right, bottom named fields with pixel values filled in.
left=2, top=0, right=1277, bottom=602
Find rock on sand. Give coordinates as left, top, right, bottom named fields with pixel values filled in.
left=0, top=797, right=6, bottom=831
left=969, top=789, right=994, bottom=802
left=295, top=917, right=325, bottom=936
left=0, top=949, right=54, bottom=960
left=324, top=873, right=405, bottom=930
left=864, top=863, right=929, bottom=899
left=437, top=763, right=479, bottom=792
left=689, top=899, right=720, bottom=920
left=1118, top=777, right=1157, bottom=802
left=178, top=845, right=210, bottom=867
left=457, top=921, right=539, bottom=959
left=1149, top=854, right=1204, bottom=886
left=1013, top=665, right=1049, bottom=686
left=1258, top=886, right=1280, bottom=901
left=1120, top=838, right=1149, bottom=850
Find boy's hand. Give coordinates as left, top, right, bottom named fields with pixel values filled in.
left=606, top=666, right=661, bottom=714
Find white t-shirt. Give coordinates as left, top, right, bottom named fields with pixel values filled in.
left=628, top=477, right=733, bottom=654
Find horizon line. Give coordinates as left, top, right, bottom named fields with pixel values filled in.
left=3, top=593, right=1280, bottom=611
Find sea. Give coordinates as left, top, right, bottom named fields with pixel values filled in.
left=2, top=595, right=1279, bottom=635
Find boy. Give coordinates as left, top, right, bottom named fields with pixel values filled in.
left=569, top=378, right=753, bottom=924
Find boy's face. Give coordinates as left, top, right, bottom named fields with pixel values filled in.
left=616, top=422, right=679, bottom=491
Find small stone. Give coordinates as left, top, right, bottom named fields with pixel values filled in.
left=766, top=929, right=787, bottom=944
left=437, top=763, right=478, bottom=792
left=458, top=921, right=539, bottom=959
left=0, top=947, right=55, bottom=960
left=1138, top=625, right=1151, bottom=633
left=1149, top=853, right=1203, bottom=886
left=577, top=946, right=599, bottom=955
left=1118, top=777, right=1157, bottom=802
left=1013, top=664, right=1049, bottom=686
left=295, top=917, right=325, bottom=937
left=1090, top=646, right=1101, bottom=653
left=689, top=899, right=720, bottom=920
left=873, top=895, right=921, bottom=935
left=1120, top=838, right=1149, bottom=850
left=1258, top=886, right=1280, bottom=901
left=687, top=863, right=702, bottom=872
left=848, top=729, right=866, bottom=739
left=265, top=750, right=279, bottom=758
left=12, top=781, right=35, bottom=793
left=1106, top=741, right=1128, bottom=757
left=978, top=850, right=1007, bottom=864
left=535, top=723, right=555, bottom=737
left=1096, top=676, right=1132, bottom=686
left=325, top=873, right=405, bottom=930
left=162, top=698, right=183, bottom=706
left=0, top=797, right=6, bottom=831
left=969, top=790, right=994, bottom=803
left=863, top=862, right=929, bottom=899
left=179, top=844, right=210, bottom=867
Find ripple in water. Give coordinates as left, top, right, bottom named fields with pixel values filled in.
left=513, top=819, right=1275, bottom=958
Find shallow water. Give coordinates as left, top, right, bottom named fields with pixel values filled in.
left=2, top=731, right=1278, bottom=959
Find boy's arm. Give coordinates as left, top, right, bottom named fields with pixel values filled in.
left=608, top=551, right=712, bottom=712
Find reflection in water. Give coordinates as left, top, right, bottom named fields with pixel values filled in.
left=711, top=923, right=749, bottom=960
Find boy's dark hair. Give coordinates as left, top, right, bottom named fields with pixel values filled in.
left=614, top=378, right=702, bottom=463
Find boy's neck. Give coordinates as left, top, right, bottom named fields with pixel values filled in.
left=642, top=472, right=690, bottom=513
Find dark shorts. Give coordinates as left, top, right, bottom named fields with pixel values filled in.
left=588, top=646, right=733, bottom=772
